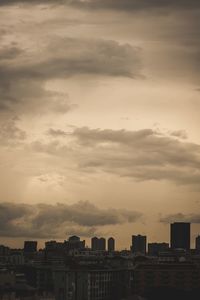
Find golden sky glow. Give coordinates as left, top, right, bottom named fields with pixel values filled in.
left=0, top=0, right=200, bottom=249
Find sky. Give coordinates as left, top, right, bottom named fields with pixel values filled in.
left=0, top=0, right=200, bottom=250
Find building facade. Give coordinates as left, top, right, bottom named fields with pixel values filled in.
left=54, top=267, right=133, bottom=300
left=133, top=262, right=200, bottom=297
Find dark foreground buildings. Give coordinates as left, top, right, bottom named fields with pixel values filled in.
left=1, top=223, right=200, bottom=300
left=54, top=261, right=133, bottom=300
left=134, top=260, right=200, bottom=300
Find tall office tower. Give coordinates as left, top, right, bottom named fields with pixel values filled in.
left=108, top=237, right=115, bottom=252
left=91, top=237, right=99, bottom=251
left=99, top=237, right=106, bottom=251
left=24, top=241, right=37, bottom=253
left=131, top=235, right=147, bottom=255
left=170, top=222, right=190, bottom=251
left=195, top=235, right=200, bottom=251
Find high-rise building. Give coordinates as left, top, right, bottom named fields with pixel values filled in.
left=91, top=237, right=106, bottom=251
left=170, top=222, right=190, bottom=251
left=108, top=237, right=115, bottom=252
left=91, top=237, right=99, bottom=251
left=24, top=241, right=37, bottom=253
left=195, top=235, right=200, bottom=251
left=99, top=238, right=106, bottom=251
left=131, top=235, right=146, bottom=255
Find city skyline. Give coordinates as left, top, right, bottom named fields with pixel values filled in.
left=0, top=0, right=200, bottom=249
left=0, top=222, right=199, bottom=251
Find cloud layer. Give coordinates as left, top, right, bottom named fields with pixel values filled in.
left=46, top=127, right=200, bottom=186
left=0, top=201, right=141, bottom=238
left=0, top=39, right=141, bottom=114
left=1, top=0, right=200, bottom=10
left=160, top=213, right=200, bottom=224
left=0, top=119, right=26, bottom=145
left=68, top=0, right=200, bottom=12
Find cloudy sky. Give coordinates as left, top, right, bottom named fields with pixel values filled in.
left=0, top=0, right=200, bottom=249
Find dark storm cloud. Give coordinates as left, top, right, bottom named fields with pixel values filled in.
left=34, top=201, right=141, bottom=227
left=0, top=0, right=200, bottom=10
left=67, top=0, right=200, bottom=11
left=0, top=201, right=142, bottom=238
left=0, top=44, right=71, bottom=113
left=0, top=38, right=141, bottom=79
left=160, top=213, right=200, bottom=224
left=0, top=46, right=23, bottom=60
left=0, top=202, right=31, bottom=222
left=0, top=39, right=141, bottom=113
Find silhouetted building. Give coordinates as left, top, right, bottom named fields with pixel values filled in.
left=0, top=245, right=10, bottom=256
left=195, top=235, right=200, bottom=251
left=91, top=237, right=99, bottom=251
left=65, top=236, right=85, bottom=251
left=68, top=235, right=80, bottom=243
left=45, top=240, right=63, bottom=251
left=131, top=235, right=146, bottom=255
left=148, top=243, right=169, bottom=256
left=91, top=237, right=106, bottom=251
left=24, top=241, right=37, bottom=253
left=170, top=222, right=190, bottom=251
left=99, top=237, right=106, bottom=251
left=108, top=237, right=115, bottom=252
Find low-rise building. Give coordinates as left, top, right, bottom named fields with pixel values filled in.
left=133, top=261, right=200, bottom=297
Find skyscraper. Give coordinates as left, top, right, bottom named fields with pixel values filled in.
left=170, top=222, right=190, bottom=251
left=108, top=237, right=115, bottom=252
left=131, top=235, right=146, bottom=255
